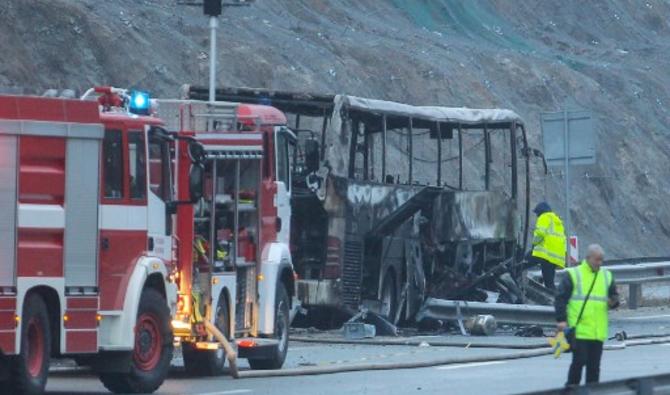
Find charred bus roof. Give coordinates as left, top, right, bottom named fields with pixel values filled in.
left=184, top=85, right=523, bottom=129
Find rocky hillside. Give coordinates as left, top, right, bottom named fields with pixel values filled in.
left=2, top=0, right=670, bottom=258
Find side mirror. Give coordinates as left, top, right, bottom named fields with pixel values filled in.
left=189, top=163, right=205, bottom=203
left=188, top=141, right=206, bottom=164
left=304, top=139, right=320, bottom=173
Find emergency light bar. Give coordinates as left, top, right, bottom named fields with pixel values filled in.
left=129, top=91, right=151, bottom=115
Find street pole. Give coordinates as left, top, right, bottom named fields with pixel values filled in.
left=208, top=15, right=218, bottom=104
left=563, top=109, right=570, bottom=267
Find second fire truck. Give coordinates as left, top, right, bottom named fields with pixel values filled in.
left=158, top=97, right=297, bottom=374
left=0, top=88, right=295, bottom=394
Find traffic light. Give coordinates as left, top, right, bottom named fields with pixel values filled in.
left=203, top=0, right=222, bottom=16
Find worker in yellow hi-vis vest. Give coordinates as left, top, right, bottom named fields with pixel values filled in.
left=529, top=202, right=567, bottom=290
left=555, top=244, right=620, bottom=386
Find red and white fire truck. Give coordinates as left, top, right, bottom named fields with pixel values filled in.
left=0, top=88, right=295, bottom=394
left=158, top=98, right=296, bottom=374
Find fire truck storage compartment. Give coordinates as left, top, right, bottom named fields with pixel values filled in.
left=63, top=136, right=100, bottom=290
left=0, top=126, right=102, bottom=290
left=198, top=154, right=261, bottom=333
left=0, top=135, right=17, bottom=288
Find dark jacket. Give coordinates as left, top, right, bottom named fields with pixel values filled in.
left=555, top=267, right=620, bottom=322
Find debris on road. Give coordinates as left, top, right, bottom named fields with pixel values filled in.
left=343, top=308, right=398, bottom=337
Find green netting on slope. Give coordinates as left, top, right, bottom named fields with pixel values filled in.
left=389, top=0, right=533, bottom=52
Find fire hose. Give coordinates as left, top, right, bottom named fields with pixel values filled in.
left=204, top=320, right=239, bottom=379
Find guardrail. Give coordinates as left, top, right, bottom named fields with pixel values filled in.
left=530, top=260, right=670, bottom=310
left=416, top=298, right=555, bottom=327
left=519, top=371, right=670, bottom=394
left=604, top=256, right=670, bottom=266
left=606, top=261, right=670, bottom=309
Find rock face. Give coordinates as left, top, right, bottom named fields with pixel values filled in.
left=2, top=0, right=669, bottom=258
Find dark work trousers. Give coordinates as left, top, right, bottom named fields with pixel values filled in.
left=567, top=339, right=604, bottom=385
left=527, top=255, right=557, bottom=290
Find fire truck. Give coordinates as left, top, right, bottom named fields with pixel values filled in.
left=0, top=88, right=295, bottom=394
left=157, top=98, right=296, bottom=375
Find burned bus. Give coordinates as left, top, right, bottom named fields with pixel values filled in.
left=187, top=86, right=534, bottom=323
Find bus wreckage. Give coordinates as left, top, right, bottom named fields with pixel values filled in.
left=186, top=86, right=544, bottom=325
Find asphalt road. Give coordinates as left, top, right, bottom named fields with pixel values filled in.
left=46, top=341, right=670, bottom=395
left=44, top=308, right=670, bottom=395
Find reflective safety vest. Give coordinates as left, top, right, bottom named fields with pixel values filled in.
left=567, top=261, right=612, bottom=341
left=531, top=211, right=566, bottom=268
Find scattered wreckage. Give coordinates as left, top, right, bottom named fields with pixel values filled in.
left=186, top=86, right=549, bottom=329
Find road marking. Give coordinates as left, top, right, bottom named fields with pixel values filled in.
left=197, top=390, right=252, bottom=395
left=435, top=361, right=505, bottom=371
left=618, top=314, right=670, bottom=320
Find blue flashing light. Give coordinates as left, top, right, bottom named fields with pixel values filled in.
left=129, top=91, right=151, bottom=115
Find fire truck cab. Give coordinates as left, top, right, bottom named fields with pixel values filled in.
left=158, top=99, right=296, bottom=373
left=0, top=88, right=194, bottom=394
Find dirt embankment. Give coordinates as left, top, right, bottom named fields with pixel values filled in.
left=2, top=0, right=669, bottom=258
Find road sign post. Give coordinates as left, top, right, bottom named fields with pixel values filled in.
left=541, top=107, right=595, bottom=266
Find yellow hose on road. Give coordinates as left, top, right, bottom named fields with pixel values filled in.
left=204, top=320, right=239, bottom=379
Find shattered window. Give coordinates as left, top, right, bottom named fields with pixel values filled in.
left=439, top=125, right=460, bottom=189
left=384, top=118, right=411, bottom=185
left=460, top=129, right=487, bottom=191
left=351, top=119, right=366, bottom=181
left=368, top=128, right=384, bottom=183
left=489, top=128, right=514, bottom=197
left=411, top=122, right=439, bottom=186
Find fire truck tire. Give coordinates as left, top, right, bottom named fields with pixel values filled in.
left=99, top=288, right=173, bottom=394
left=248, top=284, right=289, bottom=370
left=9, top=294, right=51, bottom=395
left=183, top=295, right=230, bottom=376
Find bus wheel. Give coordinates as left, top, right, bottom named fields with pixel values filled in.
left=183, top=294, right=230, bottom=376
left=99, top=288, right=173, bottom=394
left=248, top=285, right=289, bottom=370
left=10, top=294, right=51, bottom=395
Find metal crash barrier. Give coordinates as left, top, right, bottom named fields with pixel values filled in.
left=416, top=298, right=556, bottom=327
left=529, top=259, right=670, bottom=310
left=606, top=261, right=670, bottom=309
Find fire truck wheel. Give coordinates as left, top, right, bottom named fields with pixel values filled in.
left=248, top=285, right=289, bottom=370
left=183, top=295, right=230, bottom=376
left=380, top=271, right=397, bottom=321
left=9, top=294, right=51, bottom=395
left=99, top=288, right=173, bottom=394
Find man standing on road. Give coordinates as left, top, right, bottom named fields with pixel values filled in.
left=529, top=202, right=567, bottom=290
left=556, top=244, right=620, bottom=387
